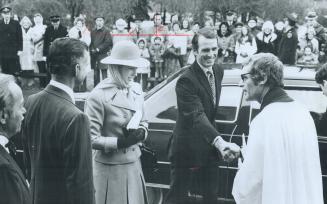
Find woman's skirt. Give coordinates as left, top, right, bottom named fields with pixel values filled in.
left=93, top=159, right=148, bottom=204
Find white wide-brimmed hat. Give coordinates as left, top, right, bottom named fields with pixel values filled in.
left=101, top=40, right=150, bottom=68
left=305, top=11, right=318, bottom=20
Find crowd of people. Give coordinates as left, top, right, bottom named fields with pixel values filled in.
left=1, top=6, right=327, bottom=92
left=0, top=4, right=327, bottom=204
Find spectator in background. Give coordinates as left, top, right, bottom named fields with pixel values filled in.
left=165, top=22, right=183, bottom=77
left=0, top=6, right=22, bottom=76
left=90, top=16, right=113, bottom=86
left=181, top=19, right=192, bottom=65
left=216, top=22, right=234, bottom=63
left=298, top=27, right=319, bottom=57
left=149, top=36, right=165, bottom=79
left=235, top=25, right=257, bottom=63
left=136, top=38, right=150, bottom=91
left=30, top=13, right=49, bottom=88
left=0, top=74, right=30, bottom=204
left=149, top=13, right=168, bottom=46
left=69, top=16, right=91, bottom=92
left=278, top=13, right=298, bottom=65
left=256, top=20, right=278, bottom=54
left=225, top=10, right=236, bottom=31
left=19, top=16, right=35, bottom=88
left=274, top=21, right=285, bottom=52
left=68, top=16, right=91, bottom=46
left=247, top=18, right=260, bottom=37
left=112, top=18, right=133, bottom=45
left=186, top=22, right=200, bottom=65
left=43, top=15, right=68, bottom=58
left=230, top=22, right=243, bottom=62
left=304, top=11, right=327, bottom=50
left=297, top=45, right=318, bottom=65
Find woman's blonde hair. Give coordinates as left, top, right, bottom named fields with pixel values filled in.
left=108, top=64, right=135, bottom=88
left=20, top=16, right=32, bottom=27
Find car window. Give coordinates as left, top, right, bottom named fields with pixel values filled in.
left=249, top=88, right=327, bottom=136
left=215, top=86, right=243, bottom=123
left=145, top=79, right=244, bottom=124
left=145, top=77, right=179, bottom=123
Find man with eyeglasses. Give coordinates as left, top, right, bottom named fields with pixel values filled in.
left=232, top=53, right=323, bottom=204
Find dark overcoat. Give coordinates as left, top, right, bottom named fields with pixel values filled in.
left=90, top=27, right=112, bottom=69
left=43, top=25, right=68, bottom=57
left=22, top=85, right=94, bottom=204
left=0, top=19, right=23, bottom=59
left=0, top=145, right=31, bottom=204
left=168, top=62, right=224, bottom=167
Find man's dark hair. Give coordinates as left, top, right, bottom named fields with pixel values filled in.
left=315, top=63, right=327, bottom=85
left=191, top=27, right=217, bottom=51
left=47, top=37, right=88, bottom=76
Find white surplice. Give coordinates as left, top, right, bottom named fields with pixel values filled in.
left=232, top=101, right=324, bottom=204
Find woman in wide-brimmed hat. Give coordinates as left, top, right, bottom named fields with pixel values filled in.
left=85, top=40, right=150, bottom=204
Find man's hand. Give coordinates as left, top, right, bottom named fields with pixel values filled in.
left=214, top=137, right=240, bottom=162
left=17, top=51, right=22, bottom=56
left=221, top=143, right=241, bottom=162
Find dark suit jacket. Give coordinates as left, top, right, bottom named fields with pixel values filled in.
left=0, top=19, right=23, bottom=59
left=0, top=145, right=31, bottom=204
left=90, top=27, right=112, bottom=69
left=22, top=85, right=94, bottom=204
left=43, top=24, right=68, bottom=56
left=168, top=62, right=224, bottom=167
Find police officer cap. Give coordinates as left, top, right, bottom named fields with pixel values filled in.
left=50, top=15, right=60, bottom=22
left=226, top=10, right=234, bottom=16
left=0, top=6, right=12, bottom=13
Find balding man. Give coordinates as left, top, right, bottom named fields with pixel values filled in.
left=0, top=74, right=30, bottom=204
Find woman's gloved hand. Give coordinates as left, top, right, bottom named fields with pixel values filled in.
left=117, top=128, right=146, bottom=148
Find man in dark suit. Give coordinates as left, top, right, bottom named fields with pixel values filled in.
left=165, top=28, right=240, bottom=204
left=90, top=16, right=112, bottom=86
left=314, top=64, right=327, bottom=136
left=22, top=38, right=94, bottom=204
left=0, top=74, right=31, bottom=204
left=0, top=6, right=23, bottom=75
left=43, top=15, right=68, bottom=58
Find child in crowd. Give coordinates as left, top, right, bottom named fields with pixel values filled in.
left=136, top=38, right=150, bottom=91
left=297, top=45, right=318, bottom=65
left=149, top=36, right=165, bottom=79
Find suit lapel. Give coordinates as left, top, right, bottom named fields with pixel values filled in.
left=192, top=62, right=214, bottom=104
left=0, top=146, right=29, bottom=189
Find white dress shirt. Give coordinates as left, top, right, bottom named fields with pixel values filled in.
left=49, top=80, right=75, bottom=104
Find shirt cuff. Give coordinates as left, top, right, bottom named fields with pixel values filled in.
left=104, top=137, right=118, bottom=153
left=212, top=136, right=225, bottom=150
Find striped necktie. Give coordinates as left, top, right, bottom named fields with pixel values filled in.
left=206, top=70, right=216, bottom=104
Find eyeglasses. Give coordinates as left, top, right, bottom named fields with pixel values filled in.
left=241, top=73, right=251, bottom=81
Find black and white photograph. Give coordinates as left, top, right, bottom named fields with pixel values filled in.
left=0, top=0, right=327, bottom=203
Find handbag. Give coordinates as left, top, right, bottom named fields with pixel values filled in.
left=139, top=143, right=158, bottom=175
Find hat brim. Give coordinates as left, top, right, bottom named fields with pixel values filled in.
left=305, top=16, right=317, bottom=20
left=285, top=14, right=297, bottom=22
left=101, top=56, right=150, bottom=68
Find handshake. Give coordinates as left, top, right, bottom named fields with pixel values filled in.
left=213, top=136, right=241, bottom=162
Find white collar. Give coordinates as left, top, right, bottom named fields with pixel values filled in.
left=197, top=60, right=213, bottom=74
left=49, top=80, right=75, bottom=104
left=0, top=135, right=9, bottom=153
